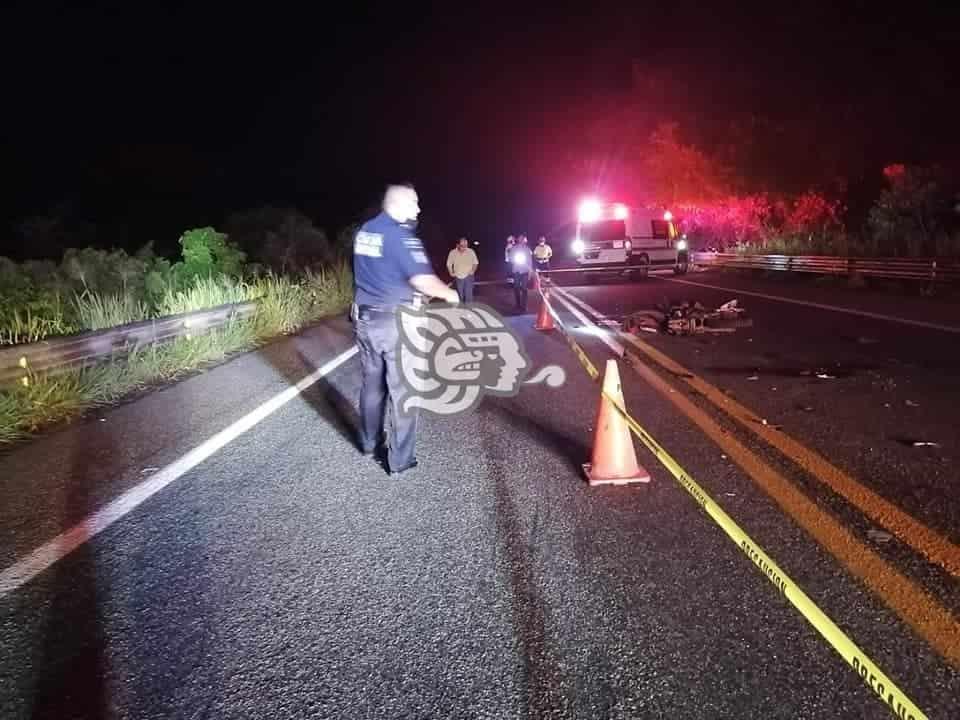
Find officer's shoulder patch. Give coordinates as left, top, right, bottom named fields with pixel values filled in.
left=355, top=231, right=384, bottom=257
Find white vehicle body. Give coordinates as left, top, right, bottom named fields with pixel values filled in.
left=557, top=200, right=689, bottom=276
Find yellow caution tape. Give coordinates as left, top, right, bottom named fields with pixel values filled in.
left=539, top=283, right=930, bottom=720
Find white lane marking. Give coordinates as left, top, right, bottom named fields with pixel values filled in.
left=551, top=285, right=612, bottom=320
left=662, top=278, right=960, bottom=334
left=0, top=345, right=359, bottom=597
left=551, top=284, right=612, bottom=322
left=548, top=285, right=625, bottom=357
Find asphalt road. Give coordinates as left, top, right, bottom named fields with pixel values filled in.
left=1, top=270, right=958, bottom=719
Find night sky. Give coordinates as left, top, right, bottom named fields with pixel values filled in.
left=2, top=1, right=958, bottom=262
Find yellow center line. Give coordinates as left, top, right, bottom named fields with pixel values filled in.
left=619, top=331, right=960, bottom=579
left=542, top=284, right=935, bottom=717
left=616, top=340, right=960, bottom=669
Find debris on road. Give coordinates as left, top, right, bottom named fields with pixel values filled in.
left=621, top=298, right=753, bottom=337
left=892, top=435, right=941, bottom=449
left=905, top=400, right=920, bottom=407
left=815, top=372, right=836, bottom=379
left=752, top=417, right=783, bottom=430
left=747, top=375, right=759, bottom=381
left=620, top=309, right=664, bottom=334
left=867, top=529, right=893, bottom=544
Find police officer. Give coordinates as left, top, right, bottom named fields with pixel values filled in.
left=510, top=235, right=533, bottom=312
left=352, top=184, right=459, bottom=475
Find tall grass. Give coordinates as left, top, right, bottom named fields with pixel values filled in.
left=0, top=391, right=22, bottom=443
left=305, top=259, right=354, bottom=316
left=0, top=321, right=260, bottom=443
left=0, top=263, right=353, bottom=444
left=254, top=276, right=311, bottom=336
left=74, top=291, right=150, bottom=331
left=158, top=275, right=255, bottom=317
left=253, top=261, right=353, bottom=337
left=0, top=371, right=85, bottom=443
left=81, top=320, right=258, bottom=405
left=0, top=306, right=75, bottom=345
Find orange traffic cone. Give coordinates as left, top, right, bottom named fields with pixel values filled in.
left=583, top=359, right=651, bottom=486
left=534, top=292, right=555, bottom=331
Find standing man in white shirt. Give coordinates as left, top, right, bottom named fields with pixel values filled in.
left=446, top=237, right=479, bottom=303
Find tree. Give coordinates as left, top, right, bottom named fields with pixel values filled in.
left=638, top=122, right=733, bottom=207
left=336, top=222, right=361, bottom=258
left=783, top=191, right=844, bottom=250
left=868, top=164, right=949, bottom=256
left=225, top=207, right=332, bottom=272
left=175, top=227, right=246, bottom=283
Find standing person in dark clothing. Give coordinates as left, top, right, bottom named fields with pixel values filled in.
left=510, top=235, right=533, bottom=312
left=352, top=184, right=459, bottom=475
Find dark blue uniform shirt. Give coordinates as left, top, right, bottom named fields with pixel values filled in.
left=353, top=212, right=433, bottom=306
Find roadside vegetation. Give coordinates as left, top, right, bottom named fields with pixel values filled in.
left=558, top=102, right=960, bottom=259
left=673, top=165, right=960, bottom=258
left=0, top=222, right=353, bottom=443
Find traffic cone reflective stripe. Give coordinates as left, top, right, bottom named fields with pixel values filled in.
left=583, top=359, right=651, bottom=486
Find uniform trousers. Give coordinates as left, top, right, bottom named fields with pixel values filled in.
left=353, top=303, right=418, bottom=472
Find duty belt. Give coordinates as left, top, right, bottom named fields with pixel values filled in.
left=354, top=297, right=422, bottom=319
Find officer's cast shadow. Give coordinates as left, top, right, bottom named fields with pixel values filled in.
left=294, top=348, right=360, bottom=448
left=255, top=330, right=361, bottom=450
left=485, top=400, right=589, bottom=477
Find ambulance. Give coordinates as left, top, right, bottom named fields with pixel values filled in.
left=559, top=198, right=689, bottom=279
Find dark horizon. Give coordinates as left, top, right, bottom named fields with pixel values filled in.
left=2, top=1, right=958, bottom=263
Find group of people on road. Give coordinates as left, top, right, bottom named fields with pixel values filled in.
left=350, top=184, right=555, bottom=475
left=504, top=234, right=552, bottom=312
left=505, top=235, right=553, bottom=273
left=444, top=233, right=554, bottom=311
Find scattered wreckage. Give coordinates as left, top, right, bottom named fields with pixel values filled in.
left=621, top=299, right=753, bottom=336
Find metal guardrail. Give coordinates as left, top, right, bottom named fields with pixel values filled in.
left=692, top=253, right=960, bottom=282
left=0, top=301, right=258, bottom=385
